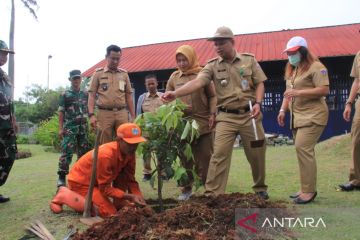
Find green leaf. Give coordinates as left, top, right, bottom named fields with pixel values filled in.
left=181, top=121, right=191, bottom=140
left=192, top=169, right=202, bottom=191
left=174, top=166, right=187, bottom=181
left=184, top=143, right=193, bottom=161
left=150, top=174, right=156, bottom=189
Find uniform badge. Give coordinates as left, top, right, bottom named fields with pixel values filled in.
left=239, top=68, right=244, bottom=77
left=100, top=83, right=108, bottom=91
left=241, top=79, right=249, bottom=90
left=220, top=79, right=228, bottom=87
left=320, top=69, right=327, bottom=75
left=119, top=80, right=125, bottom=91
left=132, top=128, right=139, bottom=136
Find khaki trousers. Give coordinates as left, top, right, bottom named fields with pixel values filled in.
left=97, top=109, right=129, bottom=144
left=205, top=112, right=267, bottom=195
left=292, top=124, right=325, bottom=193
left=349, top=99, right=360, bottom=186
left=181, top=132, right=214, bottom=190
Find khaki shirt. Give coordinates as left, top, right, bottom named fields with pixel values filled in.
left=167, top=71, right=214, bottom=135
left=350, top=51, right=360, bottom=94
left=286, top=61, right=329, bottom=128
left=89, top=66, right=132, bottom=108
left=142, top=92, right=163, bottom=113
left=197, top=52, right=267, bottom=109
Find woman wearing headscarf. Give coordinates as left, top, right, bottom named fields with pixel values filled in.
left=166, top=45, right=217, bottom=200
left=277, top=36, right=329, bottom=204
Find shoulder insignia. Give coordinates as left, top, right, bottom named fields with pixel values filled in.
left=118, top=67, right=128, bottom=73
left=207, top=57, right=218, bottom=63
left=95, top=67, right=104, bottom=72
left=241, top=52, right=255, bottom=57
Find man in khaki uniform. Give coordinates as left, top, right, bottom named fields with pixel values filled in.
left=339, top=50, right=360, bottom=191
left=136, top=74, right=164, bottom=181
left=162, top=27, right=269, bottom=199
left=88, top=45, right=135, bottom=144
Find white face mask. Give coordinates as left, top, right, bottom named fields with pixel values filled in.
left=288, top=52, right=301, bottom=66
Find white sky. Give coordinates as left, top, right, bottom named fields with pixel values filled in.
left=0, top=0, right=359, bottom=100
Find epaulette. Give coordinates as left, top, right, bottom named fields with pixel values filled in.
left=241, top=53, right=255, bottom=57
left=118, top=67, right=128, bottom=73
left=207, top=57, right=218, bottom=63
left=95, top=67, right=104, bottom=72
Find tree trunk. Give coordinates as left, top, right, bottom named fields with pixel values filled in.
left=8, top=0, right=15, bottom=99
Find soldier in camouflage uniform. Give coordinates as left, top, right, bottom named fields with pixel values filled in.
left=57, top=70, right=89, bottom=187
left=0, top=40, right=17, bottom=203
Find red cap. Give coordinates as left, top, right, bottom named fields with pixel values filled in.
left=116, top=123, right=146, bottom=144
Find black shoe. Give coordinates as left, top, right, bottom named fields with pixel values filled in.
left=0, top=194, right=10, bottom=203
left=289, top=192, right=301, bottom=199
left=293, top=192, right=317, bottom=204
left=256, top=191, right=269, bottom=200
left=57, top=175, right=66, bottom=187
left=338, top=182, right=360, bottom=191
left=142, top=174, right=152, bottom=182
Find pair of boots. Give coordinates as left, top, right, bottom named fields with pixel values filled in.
left=50, top=186, right=89, bottom=214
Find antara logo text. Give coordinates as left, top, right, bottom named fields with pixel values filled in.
left=237, top=213, right=326, bottom=233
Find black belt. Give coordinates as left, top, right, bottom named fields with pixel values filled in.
left=219, top=106, right=250, bottom=114
left=97, top=106, right=125, bottom=111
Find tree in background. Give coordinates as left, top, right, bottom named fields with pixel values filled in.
left=8, top=0, right=38, bottom=98
left=15, top=84, right=63, bottom=123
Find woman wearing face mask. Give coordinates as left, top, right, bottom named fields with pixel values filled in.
left=166, top=45, right=217, bottom=201
left=277, top=36, right=329, bottom=204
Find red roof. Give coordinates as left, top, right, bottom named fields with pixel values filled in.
left=83, top=23, right=360, bottom=77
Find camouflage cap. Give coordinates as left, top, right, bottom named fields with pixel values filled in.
left=207, top=26, right=234, bottom=41
left=0, top=40, right=15, bottom=54
left=69, top=69, right=82, bottom=80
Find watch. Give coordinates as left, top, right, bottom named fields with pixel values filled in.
left=345, top=101, right=353, bottom=106
left=88, top=113, right=95, bottom=118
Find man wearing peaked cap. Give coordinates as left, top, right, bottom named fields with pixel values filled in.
left=50, top=123, right=146, bottom=217
left=56, top=69, right=90, bottom=188
left=162, top=26, right=269, bottom=199
left=0, top=40, right=17, bottom=203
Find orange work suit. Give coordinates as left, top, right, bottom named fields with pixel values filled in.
left=67, top=141, right=142, bottom=217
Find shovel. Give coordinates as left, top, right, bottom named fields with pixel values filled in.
left=80, top=129, right=103, bottom=225
left=249, top=100, right=264, bottom=148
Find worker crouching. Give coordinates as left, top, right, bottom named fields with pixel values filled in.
left=50, top=123, right=146, bottom=217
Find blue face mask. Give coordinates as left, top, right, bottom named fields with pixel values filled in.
left=288, top=52, right=301, bottom=66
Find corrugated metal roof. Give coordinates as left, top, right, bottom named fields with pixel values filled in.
left=83, top=23, right=360, bottom=77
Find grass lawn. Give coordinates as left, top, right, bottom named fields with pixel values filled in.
left=0, top=134, right=359, bottom=239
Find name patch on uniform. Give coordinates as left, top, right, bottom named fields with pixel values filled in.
left=100, top=77, right=108, bottom=79
left=217, top=69, right=226, bottom=72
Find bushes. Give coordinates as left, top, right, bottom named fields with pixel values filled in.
left=34, top=114, right=61, bottom=151
left=33, top=113, right=95, bottom=152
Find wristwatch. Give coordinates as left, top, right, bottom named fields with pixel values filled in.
left=88, top=113, right=95, bottom=118
left=345, top=101, right=353, bottom=106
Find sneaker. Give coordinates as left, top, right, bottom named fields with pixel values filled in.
left=142, top=174, right=152, bottom=182
left=178, top=190, right=192, bottom=201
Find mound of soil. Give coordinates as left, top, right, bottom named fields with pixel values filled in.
left=73, top=193, right=295, bottom=240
